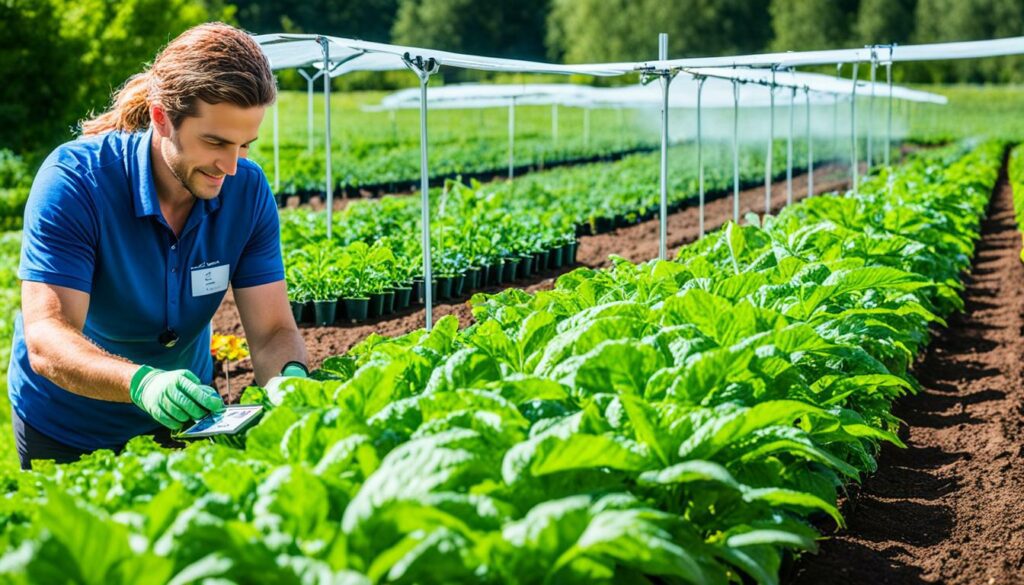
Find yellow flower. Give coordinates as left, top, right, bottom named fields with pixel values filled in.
left=211, top=333, right=250, bottom=362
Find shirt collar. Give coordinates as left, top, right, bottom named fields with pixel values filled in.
left=133, top=127, right=223, bottom=220
left=132, top=127, right=160, bottom=218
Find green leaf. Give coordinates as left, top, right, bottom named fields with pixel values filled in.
left=742, top=487, right=844, bottom=527
left=502, top=412, right=652, bottom=485
left=424, top=348, right=503, bottom=394
left=637, top=460, right=740, bottom=490
left=677, top=401, right=824, bottom=461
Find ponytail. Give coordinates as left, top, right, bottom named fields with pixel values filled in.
left=80, top=72, right=152, bottom=136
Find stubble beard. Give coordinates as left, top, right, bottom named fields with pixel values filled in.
left=164, top=133, right=203, bottom=201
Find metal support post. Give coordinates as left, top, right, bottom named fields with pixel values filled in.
left=787, top=86, right=795, bottom=206
left=851, top=62, right=860, bottom=195
left=697, top=77, right=706, bottom=237
left=833, top=64, right=842, bottom=160
left=403, top=54, right=440, bottom=330
left=765, top=69, right=776, bottom=215
left=867, top=51, right=877, bottom=170
left=732, top=80, right=741, bottom=224
left=317, top=37, right=334, bottom=240
left=886, top=45, right=896, bottom=169
left=298, top=69, right=324, bottom=153
left=656, top=32, right=673, bottom=259
left=805, top=87, right=813, bottom=198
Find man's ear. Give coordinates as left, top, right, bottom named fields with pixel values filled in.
left=150, top=103, right=173, bottom=138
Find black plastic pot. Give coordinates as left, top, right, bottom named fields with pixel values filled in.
left=412, top=278, right=424, bottom=304
left=437, top=276, right=453, bottom=299
left=568, top=241, right=579, bottom=264
left=534, top=250, right=548, bottom=272
left=303, top=301, right=314, bottom=323
left=290, top=300, right=305, bottom=324
left=344, top=297, right=369, bottom=323
left=466, top=267, right=482, bottom=291
left=313, top=300, right=337, bottom=326
left=549, top=246, right=564, bottom=269
left=382, top=290, right=396, bottom=315
left=558, top=244, right=572, bottom=266
left=518, top=255, right=534, bottom=279
left=452, top=275, right=465, bottom=298
left=368, top=293, right=385, bottom=318
left=595, top=216, right=613, bottom=233
left=394, top=287, right=412, bottom=310
left=503, top=258, right=519, bottom=282
left=489, top=262, right=504, bottom=286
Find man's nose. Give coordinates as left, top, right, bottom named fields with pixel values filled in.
left=215, top=153, right=238, bottom=176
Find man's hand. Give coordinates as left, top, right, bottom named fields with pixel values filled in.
left=130, top=366, right=225, bottom=430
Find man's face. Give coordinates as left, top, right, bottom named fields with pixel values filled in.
left=161, top=101, right=266, bottom=200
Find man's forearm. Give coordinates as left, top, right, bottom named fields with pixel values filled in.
left=249, top=326, right=308, bottom=386
left=25, top=316, right=138, bottom=402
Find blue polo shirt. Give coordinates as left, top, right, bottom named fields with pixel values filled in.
left=8, top=128, right=284, bottom=450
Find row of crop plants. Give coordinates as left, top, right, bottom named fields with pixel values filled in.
left=0, top=140, right=1001, bottom=584
left=282, top=139, right=835, bottom=325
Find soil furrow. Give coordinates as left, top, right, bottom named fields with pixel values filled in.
left=790, top=155, right=1024, bottom=584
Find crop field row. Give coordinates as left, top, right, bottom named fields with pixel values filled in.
left=0, top=141, right=1001, bottom=584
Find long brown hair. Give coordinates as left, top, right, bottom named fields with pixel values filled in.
left=81, top=22, right=276, bottom=136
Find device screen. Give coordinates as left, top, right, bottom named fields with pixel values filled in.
left=178, top=404, right=264, bottom=438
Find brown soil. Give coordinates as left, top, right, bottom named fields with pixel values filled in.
left=790, top=157, right=1024, bottom=584
left=211, top=164, right=850, bottom=399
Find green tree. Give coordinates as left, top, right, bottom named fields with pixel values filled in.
left=392, top=0, right=549, bottom=60
left=912, top=0, right=1024, bottom=82
left=0, top=0, right=234, bottom=159
left=546, top=0, right=771, bottom=63
left=0, top=0, right=82, bottom=157
left=233, top=0, right=399, bottom=41
left=854, top=0, right=916, bottom=45
left=768, top=0, right=858, bottom=51
left=56, top=0, right=237, bottom=127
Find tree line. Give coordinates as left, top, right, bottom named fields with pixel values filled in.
left=2, top=0, right=1022, bottom=159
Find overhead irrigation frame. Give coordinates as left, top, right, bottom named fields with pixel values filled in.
left=256, top=33, right=1024, bottom=330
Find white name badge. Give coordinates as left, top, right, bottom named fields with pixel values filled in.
left=191, top=264, right=230, bottom=297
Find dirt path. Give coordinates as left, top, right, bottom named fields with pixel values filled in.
left=211, top=164, right=849, bottom=397
left=790, top=157, right=1024, bottom=584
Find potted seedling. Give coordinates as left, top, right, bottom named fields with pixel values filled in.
left=309, top=274, right=338, bottom=326
left=391, top=260, right=415, bottom=310
left=287, top=282, right=311, bottom=325
left=340, top=285, right=370, bottom=324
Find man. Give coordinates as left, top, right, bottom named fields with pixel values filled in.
left=9, top=22, right=308, bottom=469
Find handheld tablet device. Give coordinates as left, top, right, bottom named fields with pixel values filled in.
left=177, top=404, right=264, bottom=438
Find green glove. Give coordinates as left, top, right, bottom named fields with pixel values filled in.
left=130, top=366, right=226, bottom=430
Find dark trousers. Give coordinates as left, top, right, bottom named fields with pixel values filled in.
left=11, top=408, right=181, bottom=470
